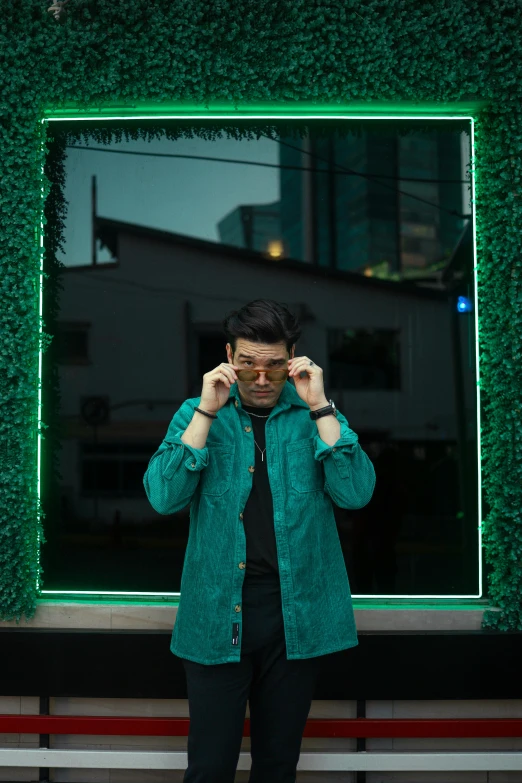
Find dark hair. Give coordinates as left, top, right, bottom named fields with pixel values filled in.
left=223, top=299, right=301, bottom=355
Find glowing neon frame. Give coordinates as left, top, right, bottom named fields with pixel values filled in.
left=38, top=110, right=479, bottom=600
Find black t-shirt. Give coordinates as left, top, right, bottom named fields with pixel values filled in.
left=241, top=403, right=279, bottom=578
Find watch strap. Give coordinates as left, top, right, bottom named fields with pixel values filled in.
left=309, top=400, right=336, bottom=420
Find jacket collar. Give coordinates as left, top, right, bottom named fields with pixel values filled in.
left=228, top=379, right=309, bottom=415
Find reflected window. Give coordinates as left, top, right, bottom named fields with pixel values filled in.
left=197, top=332, right=226, bottom=380
left=81, top=443, right=152, bottom=498
left=328, top=328, right=400, bottom=390
left=56, top=321, right=90, bottom=364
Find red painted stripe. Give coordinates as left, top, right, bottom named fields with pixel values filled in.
left=1, top=716, right=522, bottom=738
left=302, top=719, right=522, bottom=738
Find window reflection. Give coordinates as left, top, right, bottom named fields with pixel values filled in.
left=328, top=328, right=401, bottom=391
left=41, top=119, right=478, bottom=596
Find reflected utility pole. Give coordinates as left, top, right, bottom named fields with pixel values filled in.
left=301, top=133, right=314, bottom=264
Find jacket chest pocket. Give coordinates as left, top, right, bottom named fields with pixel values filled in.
left=200, top=445, right=235, bottom=496
left=286, top=437, right=324, bottom=493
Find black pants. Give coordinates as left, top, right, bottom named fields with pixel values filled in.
left=181, top=572, right=324, bottom=783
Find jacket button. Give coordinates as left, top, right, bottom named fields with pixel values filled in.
left=244, top=425, right=252, bottom=433
left=238, top=562, right=246, bottom=569
left=332, top=448, right=337, bottom=452
left=190, top=462, right=196, bottom=468
left=239, top=512, right=244, bottom=520
left=234, top=400, right=239, bottom=408
left=248, top=465, right=255, bottom=473
left=235, top=604, right=242, bottom=612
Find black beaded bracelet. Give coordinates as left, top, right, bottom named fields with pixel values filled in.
left=194, top=406, right=218, bottom=420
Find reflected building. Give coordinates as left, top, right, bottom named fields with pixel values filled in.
left=217, top=201, right=282, bottom=258
left=47, top=210, right=477, bottom=596
left=217, top=130, right=468, bottom=283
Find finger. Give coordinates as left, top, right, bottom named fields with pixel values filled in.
left=291, top=366, right=321, bottom=380
left=219, top=372, right=234, bottom=388
left=290, top=366, right=312, bottom=380
left=287, top=356, right=305, bottom=367
left=218, top=364, right=238, bottom=382
left=288, top=359, right=316, bottom=377
left=289, top=358, right=320, bottom=372
left=213, top=371, right=233, bottom=388
left=288, top=357, right=311, bottom=368
left=212, top=365, right=236, bottom=383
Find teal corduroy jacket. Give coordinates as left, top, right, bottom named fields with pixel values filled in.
left=143, top=380, right=376, bottom=665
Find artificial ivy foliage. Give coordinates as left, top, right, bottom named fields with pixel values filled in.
left=0, top=0, right=521, bottom=630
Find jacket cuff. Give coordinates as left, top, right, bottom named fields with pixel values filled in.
left=166, top=430, right=209, bottom=472
left=313, top=421, right=359, bottom=462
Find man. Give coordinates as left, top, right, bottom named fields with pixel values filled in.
left=143, top=298, right=376, bottom=783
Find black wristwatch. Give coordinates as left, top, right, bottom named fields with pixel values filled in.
left=309, top=399, right=337, bottom=420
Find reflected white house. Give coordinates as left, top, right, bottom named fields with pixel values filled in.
left=56, top=216, right=475, bottom=525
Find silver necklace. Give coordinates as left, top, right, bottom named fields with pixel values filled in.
left=246, top=410, right=269, bottom=460
left=254, top=439, right=266, bottom=462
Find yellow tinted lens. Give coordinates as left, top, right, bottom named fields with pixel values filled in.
left=237, top=370, right=257, bottom=381
left=266, top=370, right=288, bottom=382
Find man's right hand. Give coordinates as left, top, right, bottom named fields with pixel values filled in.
left=199, top=363, right=239, bottom=414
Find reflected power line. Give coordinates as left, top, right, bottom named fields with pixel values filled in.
left=65, top=144, right=472, bottom=221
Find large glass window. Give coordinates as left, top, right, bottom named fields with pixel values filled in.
left=41, top=118, right=479, bottom=596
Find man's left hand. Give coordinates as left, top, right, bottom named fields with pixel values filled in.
left=287, top=357, right=329, bottom=410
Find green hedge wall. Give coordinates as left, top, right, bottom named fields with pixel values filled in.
left=1, top=0, right=521, bottom=630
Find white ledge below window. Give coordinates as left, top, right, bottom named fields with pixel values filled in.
left=0, top=599, right=498, bottom=632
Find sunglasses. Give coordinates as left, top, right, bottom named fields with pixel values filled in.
left=236, top=368, right=289, bottom=383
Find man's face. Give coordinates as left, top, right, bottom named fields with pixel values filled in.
left=226, top=338, right=295, bottom=408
